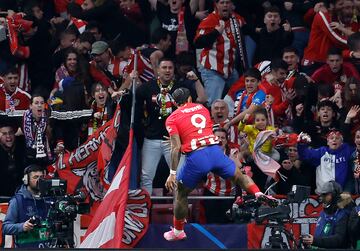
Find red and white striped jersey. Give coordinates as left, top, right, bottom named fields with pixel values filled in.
left=17, top=63, right=31, bottom=93
left=0, top=86, right=31, bottom=112
left=123, top=49, right=155, bottom=83
left=303, top=11, right=350, bottom=63
left=108, top=56, right=127, bottom=79
left=204, top=172, right=235, bottom=196
left=195, top=12, right=245, bottom=78
left=213, top=119, right=239, bottom=145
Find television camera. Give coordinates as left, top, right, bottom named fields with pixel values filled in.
left=29, top=178, right=89, bottom=248
left=227, top=185, right=311, bottom=249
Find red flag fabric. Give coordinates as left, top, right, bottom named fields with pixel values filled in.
left=123, top=49, right=155, bottom=83
left=80, top=129, right=151, bottom=248
left=69, top=17, right=87, bottom=34
left=97, top=107, right=121, bottom=190
left=47, top=104, right=121, bottom=204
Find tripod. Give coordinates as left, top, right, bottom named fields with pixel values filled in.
left=264, top=222, right=298, bottom=249
left=48, top=220, right=75, bottom=248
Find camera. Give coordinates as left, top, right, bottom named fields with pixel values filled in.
left=227, top=185, right=311, bottom=249
left=37, top=178, right=89, bottom=247
left=29, top=215, right=41, bottom=227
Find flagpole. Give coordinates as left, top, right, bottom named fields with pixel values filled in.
left=130, top=50, right=138, bottom=128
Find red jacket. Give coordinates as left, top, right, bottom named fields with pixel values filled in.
left=303, top=11, right=348, bottom=63
left=0, top=87, right=31, bottom=112
left=259, top=80, right=289, bottom=117
left=311, top=62, right=360, bottom=90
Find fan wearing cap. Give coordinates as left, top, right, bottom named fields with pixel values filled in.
left=89, top=40, right=123, bottom=92
left=302, top=180, right=353, bottom=249
left=297, top=130, right=355, bottom=194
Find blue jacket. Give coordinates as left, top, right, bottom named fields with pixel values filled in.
left=2, top=185, right=49, bottom=247
left=297, top=143, right=354, bottom=193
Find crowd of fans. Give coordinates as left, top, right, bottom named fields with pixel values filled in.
left=1, top=0, right=360, bottom=225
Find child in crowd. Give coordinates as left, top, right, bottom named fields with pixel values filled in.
left=238, top=107, right=278, bottom=160
left=238, top=107, right=281, bottom=191
left=297, top=131, right=355, bottom=194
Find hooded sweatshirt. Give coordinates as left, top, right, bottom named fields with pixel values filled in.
left=297, top=143, right=354, bottom=194
left=2, top=185, right=49, bottom=247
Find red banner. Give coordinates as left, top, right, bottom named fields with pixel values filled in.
left=47, top=105, right=121, bottom=211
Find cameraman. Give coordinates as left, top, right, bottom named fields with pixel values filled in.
left=302, top=181, right=354, bottom=249
left=2, top=164, right=50, bottom=248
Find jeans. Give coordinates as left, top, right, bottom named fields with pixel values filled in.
left=199, top=66, right=239, bottom=105
left=245, top=35, right=256, bottom=67
left=140, top=138, right=171, bottom=194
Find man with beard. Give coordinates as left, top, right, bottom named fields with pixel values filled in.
left=3, top=164, right=51, bottom=248
left=136, top=58, right=200, bottom=195
left=302, top=181, right=354, bottom=249
left=90, top=41, right=120, bottom=90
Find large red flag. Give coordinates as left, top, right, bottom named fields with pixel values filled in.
left=97, top=106, right=121, bottom=190
left=80, top=129, right=151, bottom=248
left=47, top=104, right=121, bottom=204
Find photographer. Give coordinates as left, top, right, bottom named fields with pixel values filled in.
left=302, top=181, right=354, bottom=249
left=2, top=164, right=50, bottom=248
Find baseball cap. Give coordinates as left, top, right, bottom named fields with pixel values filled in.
left=91, top=41, right=109, bottom=55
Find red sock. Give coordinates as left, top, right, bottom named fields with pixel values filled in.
left=173, top=217, right=186, bottom=231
